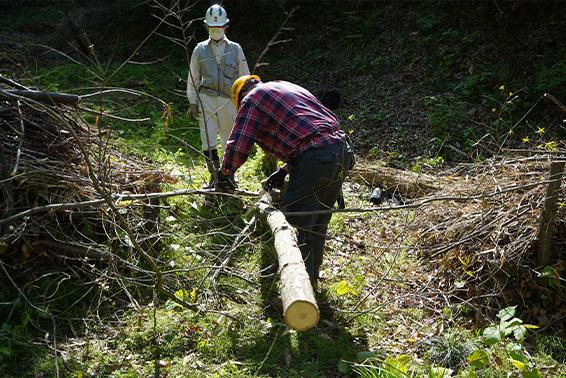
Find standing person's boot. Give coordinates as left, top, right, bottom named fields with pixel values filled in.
left=203, top=149, right=219, bottom=189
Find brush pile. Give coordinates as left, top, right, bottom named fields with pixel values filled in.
left=416, top=154, right=566, bottom=324
left=0, top=78, right=170, bottom=312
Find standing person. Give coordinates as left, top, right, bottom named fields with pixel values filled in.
left=216, top=75, right=354, bottom=287
left=187, top=4, right=250, bottom=187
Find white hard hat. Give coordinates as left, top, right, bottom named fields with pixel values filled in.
left=204, top=4, right=229, bottom=27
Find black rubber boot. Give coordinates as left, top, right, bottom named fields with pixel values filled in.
left=203, top=149, right=219, bottom=189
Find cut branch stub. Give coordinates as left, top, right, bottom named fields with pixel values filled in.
left=257, top=193, right=319, bottom=331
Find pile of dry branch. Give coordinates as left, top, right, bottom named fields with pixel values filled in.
left=415, top=155, right=565, bottom=323
left=0, top=78, right=170, bottom=312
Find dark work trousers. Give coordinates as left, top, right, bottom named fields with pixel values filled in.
left=283, top=140, right=353, bottom=283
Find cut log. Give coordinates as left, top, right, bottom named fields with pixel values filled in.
left=257, top=193, right=319, bottom=331
left=350, top=162, right=440, bottom=197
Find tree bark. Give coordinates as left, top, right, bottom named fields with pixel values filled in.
left=537, top=161, right=565, bottom=266
left=256, top=193, right=319, bottom=331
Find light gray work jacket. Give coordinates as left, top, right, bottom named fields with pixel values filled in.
left=187, top=36, right=249, bottom=103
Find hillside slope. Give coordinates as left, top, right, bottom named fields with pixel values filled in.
left=235, top=1, right=566, bottom=161
left=2, top=1, right=565, bottom=164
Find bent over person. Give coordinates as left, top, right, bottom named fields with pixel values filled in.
left=216, top=75, right=354, bottom=287
left=187, top=4, right=250, bottom=187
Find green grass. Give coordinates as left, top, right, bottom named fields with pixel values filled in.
left=32, top=62, right=201, bottom=160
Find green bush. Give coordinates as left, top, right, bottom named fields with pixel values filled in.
left=535, top=55, right=566, bottom=96
left=424, top=95, right=467, bottom=151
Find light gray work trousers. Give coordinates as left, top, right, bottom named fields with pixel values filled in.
left=197, top=93, right=237, bottom=150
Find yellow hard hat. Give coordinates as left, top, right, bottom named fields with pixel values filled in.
left=231, top=74, right=261, bottom=109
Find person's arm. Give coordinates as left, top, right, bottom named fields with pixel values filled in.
left=220, top=98, right=262, bottom=176
left=262, top=163, right=288, bottom=191
left=186, top=48, right=201, bottom=105
left=237, top=46, right=250, bottom=76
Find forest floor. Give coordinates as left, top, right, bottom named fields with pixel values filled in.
left=1, top=1, right=565, bottom=377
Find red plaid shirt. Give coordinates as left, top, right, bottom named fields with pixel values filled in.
left=220, top=81, right=345, bottom=176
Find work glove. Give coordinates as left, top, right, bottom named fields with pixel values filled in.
left=262, top=167, right=288, bottom=191
left=214, top=171, right=236, bottom=192
left=188, top=104, right=199, bottom=119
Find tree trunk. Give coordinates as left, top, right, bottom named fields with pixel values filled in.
left=256, top=193, right=319, bottom=331
left=350, top=162, right=440, bottom=197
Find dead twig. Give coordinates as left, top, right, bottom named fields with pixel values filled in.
left=252, top=6, right=298, bottom=73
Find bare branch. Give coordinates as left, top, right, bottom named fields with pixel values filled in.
left=544, top=93, right=566, bottom=113
left=0, top=188, right=260, bottom=225
left=77, top=105, right=150, bottom=122
left=253, top=6, right=298, bottom=73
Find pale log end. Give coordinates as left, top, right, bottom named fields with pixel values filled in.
left=284, top=300, right=320, bottom=331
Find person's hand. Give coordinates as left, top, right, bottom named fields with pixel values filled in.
left=262, top=167, right=288, bottom=191
left=214, top=171, right=236, bottom=192
left=188, top=104, right=199, bottom=119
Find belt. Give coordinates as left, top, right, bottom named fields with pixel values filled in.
left=289, top=138, right=345, bottom=166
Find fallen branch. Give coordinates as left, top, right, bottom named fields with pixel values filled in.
left=283, top=176, right=561, bottom=216
left=0, top=89, right=80, bottom=105
left=211, top=215, right=257, bottom=293
left=0, top=74, right=30, bottom=90
left=0, top=188, right=260, bottom=225
left=4, top=174, right=557, bottom=225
